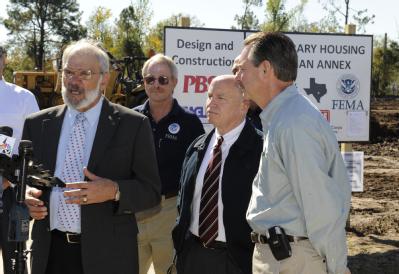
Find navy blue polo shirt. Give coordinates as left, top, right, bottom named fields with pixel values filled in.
left=134, top=99, right=204, bottom=195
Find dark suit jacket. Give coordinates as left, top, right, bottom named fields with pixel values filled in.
left=172, top=120, right=263, bottom=274
left=22, top=98, right=161, bottom=274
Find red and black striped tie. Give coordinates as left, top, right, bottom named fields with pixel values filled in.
left=199, top=136, right=224, bottom=246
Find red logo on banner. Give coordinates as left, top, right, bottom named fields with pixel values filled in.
left=183, top=75, right=215, bottom=93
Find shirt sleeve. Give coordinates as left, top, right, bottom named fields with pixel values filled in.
left=24, top=92, right=40, bottom=117
left=279, top=117, right=351, bottom=274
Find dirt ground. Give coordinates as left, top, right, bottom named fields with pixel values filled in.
left=348, top=98, right=399, bottom=274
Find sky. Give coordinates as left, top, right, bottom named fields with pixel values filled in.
left=0, top=0, right=398, bottom=45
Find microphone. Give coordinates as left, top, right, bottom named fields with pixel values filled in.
left=0, top=126, right=16, bottom=157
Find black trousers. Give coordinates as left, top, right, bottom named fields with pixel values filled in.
left=45, top=230, right=83, bottom=274
left=176, top=234, right=244, bottom=274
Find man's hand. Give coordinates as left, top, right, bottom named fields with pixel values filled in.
left=2, top=178, right=11, bottom=190
left=64, top=168, right=118, bottom=205
left=25, top=187, right=47, bottom=220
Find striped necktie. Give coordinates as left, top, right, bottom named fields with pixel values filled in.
left=199, top=136, right=224, bottom=246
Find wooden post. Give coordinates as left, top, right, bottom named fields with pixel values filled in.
left=179, top=17, right=190, bottom=27
left=342, top=24, right=356, bottom=230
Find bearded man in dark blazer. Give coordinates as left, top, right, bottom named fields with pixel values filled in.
left=24, top=40, right=161, bottom=274
left=172, top=75, right=263, bottom=274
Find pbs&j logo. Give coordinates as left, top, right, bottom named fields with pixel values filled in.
left=336, top=74, right=360, bottom=99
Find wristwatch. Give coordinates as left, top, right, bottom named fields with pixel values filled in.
left=114, top=184, right=121, bottom=201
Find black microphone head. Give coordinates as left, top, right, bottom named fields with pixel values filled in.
left=19, top=140, right=33, bottom=149
left=0, top=126, right=13, bottom=137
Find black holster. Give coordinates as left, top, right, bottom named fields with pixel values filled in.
left=267, top=226, right=292, bottom=261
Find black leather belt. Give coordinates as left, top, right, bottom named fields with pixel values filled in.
left=162, top=190, right=178, bottom=199
left=52, top=229, right=81, bottom=244
left=251, top=232, right=307, bottom=244
left=190, top=233, right=227, bottom=250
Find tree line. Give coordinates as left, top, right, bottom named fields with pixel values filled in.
left=0, top=0, right=397, bottom=96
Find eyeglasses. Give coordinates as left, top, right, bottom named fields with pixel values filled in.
left=144, top=75, right=169, bottom=86
left=62, top=68, right=103, bottom=81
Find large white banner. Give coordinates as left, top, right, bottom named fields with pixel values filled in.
left=165, top=27, right=372, bottom=141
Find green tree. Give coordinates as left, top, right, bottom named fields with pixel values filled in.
left=113, top=0, right=153, bottom=58
left=233, top=0, right=263, bottom=30
left=3, top=0, right=85, bottom=70
left=319, top=0, right=375, bottom=33
left=261, top=0, right=307, bottom=32
left=86, top=6, right=114, bottom=51
left=373, top=37, right=399, bottom=96
left=145, top=14, right=204, bottom=53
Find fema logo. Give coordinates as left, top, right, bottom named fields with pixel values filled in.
left=336, top=74, right=360, bottom=99
left=168, top=123, right=180, bottom=134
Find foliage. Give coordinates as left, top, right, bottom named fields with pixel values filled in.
left=233, top=0, right=262, bottom=30
left=145, top=14, right=204, bottom=54
left=372, top=38, right=399, bottom=96
left=86, top=6, right=114, bottom=50
left=113, top=0, right=153, bottom=58
left=3, top=0, right=86, bottom=70
left=318, top=0, right=375, bottom=33
left=2, top=47, right=35, bottom=82
left=260, top=0, right=307, bottom=32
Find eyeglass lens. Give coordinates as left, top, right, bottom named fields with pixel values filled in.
left=63, top=69, right=93, bottom=80
left=144, top=76, right=169, bottom=85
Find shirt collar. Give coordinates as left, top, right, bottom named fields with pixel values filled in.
left=66, top=96, right=104, bottom=127
left=143, top=98, right=181, bottom=119
left=259, top=84, right=298, bottom=128
left=215, top=119, right=246, bottom=146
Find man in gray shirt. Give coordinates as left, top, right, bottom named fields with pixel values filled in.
left=234, top=32, right=351, bottom=274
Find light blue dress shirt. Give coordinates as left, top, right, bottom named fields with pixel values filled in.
left=246, top=85, right=351, bottom=274
left=50, top=97, right=103, bottom=233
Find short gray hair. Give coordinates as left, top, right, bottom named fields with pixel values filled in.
left=62, top=39, right=110, bottom=72
left=142, top=53, right=178, bottom=79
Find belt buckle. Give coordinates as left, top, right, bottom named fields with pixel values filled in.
left=66, top=233, right=79, bottom=244
left=202, top=241, right=214, bottom=249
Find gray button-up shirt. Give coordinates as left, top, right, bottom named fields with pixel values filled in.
left=246, top=84, right=351, bottom=274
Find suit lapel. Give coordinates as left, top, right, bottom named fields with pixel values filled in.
left=42, top=106, right=66, bottom=171
left=87, top=99, right=120, bottom=172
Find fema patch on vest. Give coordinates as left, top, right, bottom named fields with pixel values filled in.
left=168, top=123, right=180, bottom=134
left=336, top=74, right=360, bottom=99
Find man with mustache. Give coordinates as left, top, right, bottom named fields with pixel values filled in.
left=23, top=39, right=161, bottom=274
left=134, top=54, right=204, bottom=274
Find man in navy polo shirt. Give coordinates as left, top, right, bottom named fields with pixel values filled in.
left=133, top=53, right=204, bottom=274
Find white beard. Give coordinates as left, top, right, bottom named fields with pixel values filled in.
left=62, top=76, right=102, bottom=111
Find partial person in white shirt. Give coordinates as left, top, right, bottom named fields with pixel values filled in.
left=0, top=45, right=39, bottom=274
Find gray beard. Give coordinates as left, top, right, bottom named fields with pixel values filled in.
left=62, top=77, right=102, bottom=111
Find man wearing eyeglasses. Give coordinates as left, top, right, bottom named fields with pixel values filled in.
left=0, top=45, right=39, bottom=274
left=133, top=54, right=204, bottom=274
left=23, top=39, right=161, bottom=274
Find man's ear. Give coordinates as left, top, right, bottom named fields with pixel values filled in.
left=100, top=72, right=110, bottom=91
left=261, top=60, right=271, bottom=75
left=171, top=77, right=178, bottom=89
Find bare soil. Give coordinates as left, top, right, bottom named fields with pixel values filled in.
left=348, top=98, right=399, bottom=274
